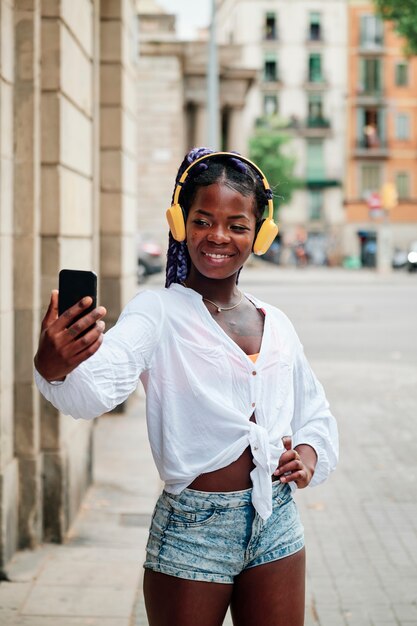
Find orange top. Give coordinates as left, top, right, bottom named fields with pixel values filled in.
left=248, top=353, right=259, bottom=363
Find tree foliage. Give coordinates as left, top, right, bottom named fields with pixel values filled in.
left=248, top=120, right=300, bottom=215
left=374, top=0, right=417, bottom=55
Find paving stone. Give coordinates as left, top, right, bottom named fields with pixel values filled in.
left=5, top=546, right=58, bottom=583
left=0, top=581, right=32, bottom=610
left=392, top=604, right=417, bottom=622
left=36, top=560, right=141, bottom=588
left=21, top=585, right=137, bottom=618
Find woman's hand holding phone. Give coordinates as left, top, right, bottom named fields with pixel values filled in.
left=34, top=290, right=107, bottom=382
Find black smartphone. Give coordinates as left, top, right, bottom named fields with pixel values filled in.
left=58, top=269, right=97, bottom=329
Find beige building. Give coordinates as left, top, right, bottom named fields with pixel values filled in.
left=217, top=0, right=348, bottom=264
left=136, top=0, right=255, bottom=245
left=0, top=0, right=139, bottom=569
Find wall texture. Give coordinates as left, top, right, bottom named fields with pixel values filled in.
left=0, top=0, right=138, bottom=570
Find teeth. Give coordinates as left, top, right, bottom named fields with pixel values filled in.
left=204, top=253, right=230, bottom=258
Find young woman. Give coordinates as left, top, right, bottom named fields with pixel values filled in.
left=34, top=148, right=338, bottom=626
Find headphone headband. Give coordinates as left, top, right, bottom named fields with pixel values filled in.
left=172, top=151, right=274, bottom=221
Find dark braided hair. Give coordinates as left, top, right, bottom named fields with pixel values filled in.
left=165, top=147, right=270, bottom=288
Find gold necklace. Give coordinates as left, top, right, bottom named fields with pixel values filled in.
left=181, top=282, right=243, bottom=313
left=203, top=291, right=243, bottom=313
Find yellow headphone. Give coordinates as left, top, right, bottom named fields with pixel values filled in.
left=166, top=151, right=279, bottom=255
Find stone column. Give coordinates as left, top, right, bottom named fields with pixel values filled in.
left=195, top=104, right=208, bottom=149
left=39, top=0, right=97, bottom=541
left=100, top=0, right=138, bottom=329
left=228, top=107, right=245, bottom=154
left=0, top=0, right=18, bottom=569
left=14, top=0, right=42, bottom=551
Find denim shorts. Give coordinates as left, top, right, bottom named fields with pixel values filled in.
left=143, top=481, right=304, bottom=584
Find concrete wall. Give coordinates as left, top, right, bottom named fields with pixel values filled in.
left=0, top=0, right=19, bottom=568
left=0, top=0, right=139, bottom=570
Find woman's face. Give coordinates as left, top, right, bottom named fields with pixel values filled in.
left=185, top=182, right=257, bottom=281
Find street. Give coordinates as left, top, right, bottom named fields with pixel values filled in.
left=2, top=265, right=417, bottom=626
left=239, top=264, right=417, bottom=626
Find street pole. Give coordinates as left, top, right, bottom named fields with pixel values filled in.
left=377, top=182, right=397, bottom=275
left=207, top=0, right=219, bottom=149
left=376, top=211, right=392, bottom=274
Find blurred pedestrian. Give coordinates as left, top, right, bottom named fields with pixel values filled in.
left=34, top=148, right=338, bottom=626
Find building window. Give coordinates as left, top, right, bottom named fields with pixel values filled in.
left=308, top=189, right=323, bottom=220
left=359, top=14, right=384, bottom=48
left=263, top=94, right=278, bottom=116
left=308, top=92, right=323, bottom=119
left=357, top=107, right=386, bottom=148
left=265, top=12, right=277, bottom=40
left=396, top=172, right=410, bottom=199
left=361, top=164, right=381, bottom=198
left=309, top=12, right=321, bottom=41
left=395, top=62, right=409, bottom=86
left=395, top=113, right=410, bottom=140
left=264, top=54, right=278, bottom=82
left=359, top=58, right=382, bottom=94
left=306, top=140, right=325, bottom=181
left=308, top=53, right=323, bottom=83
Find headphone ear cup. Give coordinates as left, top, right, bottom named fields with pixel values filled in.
left=166, top=204, right=186, bottom=242
left=253, top=218, right=279, bottom=255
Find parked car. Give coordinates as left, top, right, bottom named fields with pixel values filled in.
left=259, top=235, right=282, bottom=265
left=407, top=241, right=417, bottom=272
left=392, top=248, right=408, bottom=269
left=136, top=234, right=164, bottom=282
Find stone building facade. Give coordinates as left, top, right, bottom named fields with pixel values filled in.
left=217, top=0, right=348, bottom=264
left=0, top=0, right=139, bottom=570
left=136, top=0, right=255, bottom=246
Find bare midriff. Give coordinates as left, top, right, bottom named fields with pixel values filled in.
left=189, top=409, right=261, bottom=492
left=188, top=445, right=255, bottom=492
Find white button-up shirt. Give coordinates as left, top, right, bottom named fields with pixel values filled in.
left=35, top=284, right=338, bottom=520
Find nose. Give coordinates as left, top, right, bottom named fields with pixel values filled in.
left=207, top=224, right=231, bottom=244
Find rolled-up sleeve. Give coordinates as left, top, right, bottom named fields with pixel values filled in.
left=34, top=290, right=164, bottom=420
left=291, top=344, right=339, bottom=486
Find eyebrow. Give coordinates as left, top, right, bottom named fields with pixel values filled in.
left=195, top=209, right=250, bottom=221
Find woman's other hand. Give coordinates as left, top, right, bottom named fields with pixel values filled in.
left=34, top=290, right=107, bottom=382
left=273, top=436, right=317, bottom=489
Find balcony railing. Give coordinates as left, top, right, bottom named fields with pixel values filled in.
left=357, top=85, right=383, bottom=97
left=357, top=138, right=387, bottom=149
left=307, top=117, right=330, bottom=128
left=354, top=139, right=388, bottom=157
left=359, top=36, right=384, bottom=51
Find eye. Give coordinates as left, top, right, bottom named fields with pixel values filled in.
left=230, top=224, right=250, bottom=232
left=192, top=218, right=210, bottom=227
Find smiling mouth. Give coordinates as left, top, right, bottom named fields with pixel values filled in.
left=202, top=252, right=235, bottom=259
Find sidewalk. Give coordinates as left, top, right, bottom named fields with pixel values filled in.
left=0, top=393, right=160, bottom=626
